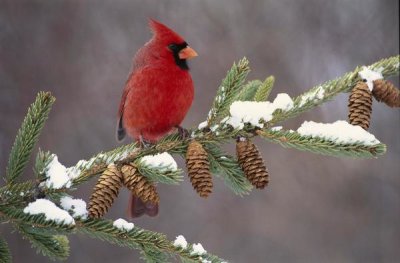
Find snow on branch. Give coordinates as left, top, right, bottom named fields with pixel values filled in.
left=43, top=155, right=73, bottom=189
left=358, top=66, right=383, bottom=90
left=223, top=93, right=294, bottom=129
left=173, top=235, right=188, bottom=249
left=136, top=153, right=183, bottom=185
left=139, top=152, right=178, bottom=171
left=257, top=125, right=385, bottom=158
left=297, top=120, right=380, bottom=146
left=23, top=199, right=75, bottom=225
left=60, top=196, right=88, bottom=220
left=113, top=218, right=134, bottom=231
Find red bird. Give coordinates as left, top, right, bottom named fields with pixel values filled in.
left=117, top=19, right=197, bottom=217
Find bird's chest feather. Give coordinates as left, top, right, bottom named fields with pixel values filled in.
left=125, top=66, right=194, bottom=128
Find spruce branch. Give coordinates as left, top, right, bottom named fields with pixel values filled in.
left=70, top=142, right=139, bottom=186
left=5, top=92, right=55, bottom=185
left=0, top=205, right=226, bottom=262
left=268, top=55, right=399, bottom=126
left=0, top=206, right=74, bottom=232
left=136, top=161, right=183, bottom=185
left=78, top=219, right=226, bottom=262
left=207, top=57, right=250, bottom=125
left=17, top=224, right=70, bottom=261
left=0, top=181, right=35, bottom=206
left=0, top=237, right=12, bottom=263
left=254, top=76, right=275, bottom=102
left=234, top=79, right=262, bottom=101
left=140, top=245, right=169, bottom=263
left=257, top=129, right=386, bottom=158
left=69, top=130, right=254, bottom=196
left=203, top=142, right=253, bottom=196
left=34, top=149, right=53, bottom=182
left=1, top=55, right=399, bottom=263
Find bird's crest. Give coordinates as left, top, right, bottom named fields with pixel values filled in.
left=149, top=19, right=185, bottom=44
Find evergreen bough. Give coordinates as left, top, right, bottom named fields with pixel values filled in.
left=0, top=55, right=398, bottom=262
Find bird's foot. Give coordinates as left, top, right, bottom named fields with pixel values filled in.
left=176, top=126, right=190, bottom=140
left=139, top=135, right=153, bottom=149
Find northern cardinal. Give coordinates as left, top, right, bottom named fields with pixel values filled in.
left=117, top=19, right=197, bottom=217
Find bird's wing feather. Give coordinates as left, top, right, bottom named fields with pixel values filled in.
left=116, top=72, right=134, bottom=142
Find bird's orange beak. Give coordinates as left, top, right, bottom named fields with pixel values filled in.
left=179, top=46, right=198, bottom=60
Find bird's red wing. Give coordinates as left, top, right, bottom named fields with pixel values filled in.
left=116, top=72, right=134, bottom=142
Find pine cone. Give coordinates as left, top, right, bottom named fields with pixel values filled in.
left=236, top=138, right=269, bottom=189
left=121, top=164, right=159, bottom=204
left=348, top=81, right=373, bottom=130
left=88, top=164, right=123, bottom=218
left=186, top=140, right=213, bottom=198
left=372, top=79, right=400, bottom=108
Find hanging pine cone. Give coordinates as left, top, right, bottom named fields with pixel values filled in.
left=236, top=138, right=269, bottom=189
left=121, top=164, right=159, bottom=204
left=372, top=79, right=400, bottom=108
left=348, top=81, right=373, bottom=130
left=88, top=164, right=123, bottom=218
left=185, top=140, right=213, bottom=198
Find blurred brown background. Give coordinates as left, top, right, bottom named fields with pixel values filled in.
left=0, top=0, right=399, bottom=262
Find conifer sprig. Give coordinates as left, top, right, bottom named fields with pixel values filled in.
left=204, top=142, right=253, bottom=195
left=136, top=161, right=183, bottom=185
left=234, top=79, right=262, bottom=101
left=0, top=237, right=12, bottom=263
left=254, top=76, right=275, bottom=102
left=207, top=57, right=250, bottom=125
left=257, top=129, right=386, bottom=158
left=5, top=92, right=55, bottom=185
left=269, top=55, right=400, bottom=126
left=0, top=205, right=226, bottom=262
left=17, top=224, right=70, bottom=261
left=80, top=219, right=225, bottom=262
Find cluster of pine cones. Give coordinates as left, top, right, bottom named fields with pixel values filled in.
left=88, top=138, right=270, bottom=218
left=348, top=79, right=399, bottom=130
left=88, top=163, right=159, bottom=218
left=186, top=138, right=269, bottom=198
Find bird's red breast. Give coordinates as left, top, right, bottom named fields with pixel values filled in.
left=117, top=19, right=197, bottom=142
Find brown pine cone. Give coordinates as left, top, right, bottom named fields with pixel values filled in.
left=236, top=138, right=269, bottom=189
left=88, top=164, right=123, bottom=218
left=121, top=164, right=159, bottom=204
left=348, top=81, right=373, bottom=130
left=372, top=79, right=400, bottom=108
left=186, top=140, right=213, bottom=198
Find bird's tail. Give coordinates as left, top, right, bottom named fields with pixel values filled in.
left=116, top=116, right=126, bottom=142
left=128, top=194, right=158, bottom=218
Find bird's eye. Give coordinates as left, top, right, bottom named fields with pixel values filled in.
left=168, top=44, right=178, bottom=50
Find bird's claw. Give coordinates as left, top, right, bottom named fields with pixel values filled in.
left=139, top=135, right=153, bottom=149
left=176, top=126, right=190, bottom=140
